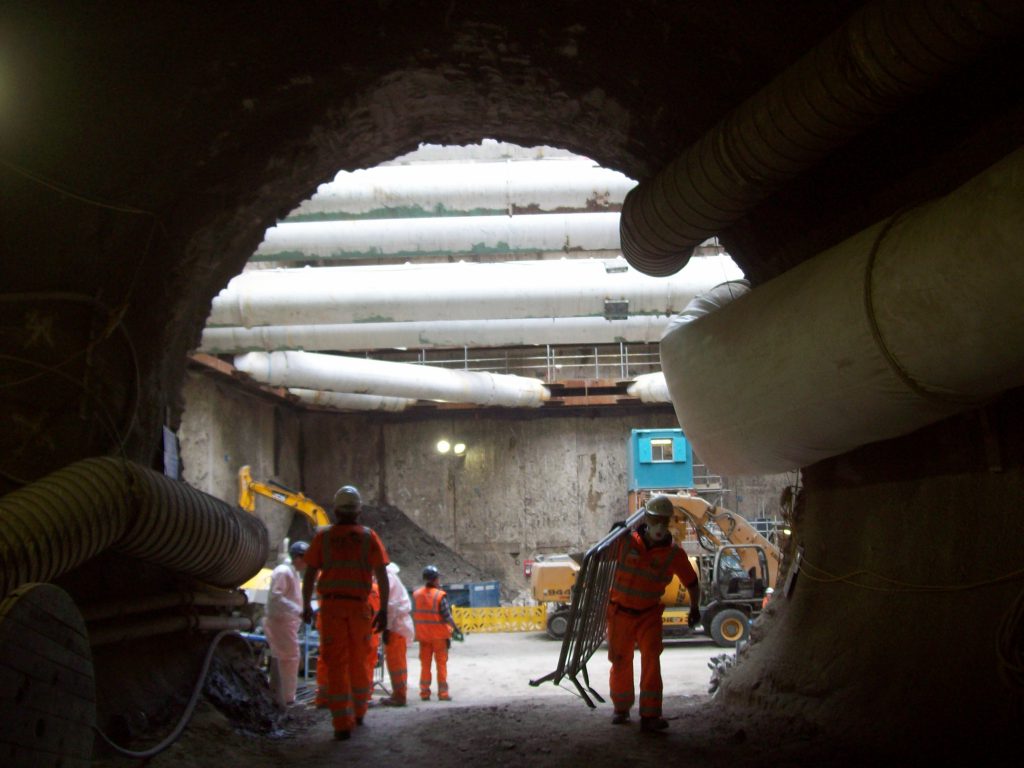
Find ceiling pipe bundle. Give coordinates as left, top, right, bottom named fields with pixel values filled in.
left=200, top=315, right=671, bottom=354
left=235, top=350, right=550, bottom=408
left=207, top=254, right=743, bottom=328
left=253, top=210, right=622, bottom=262
left=288, top=159, right=636, bottom=220
left=620, top=0, right=1024, bottom=276
left=659, top=148, right=1024, bottom=474
left=0, top=457, right=269, bottom=599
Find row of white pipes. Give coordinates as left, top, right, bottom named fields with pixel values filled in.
left=287, top=158, right=636, bottom=220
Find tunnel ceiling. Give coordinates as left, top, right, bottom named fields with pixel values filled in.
left=1, top=1, right=1022, bottom=478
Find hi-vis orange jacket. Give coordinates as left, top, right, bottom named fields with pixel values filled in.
left=412, top=586, right=452, bottom=641
left=610, top=530, right=697, bottom=611
left=306, top=524, right=388, bottom=599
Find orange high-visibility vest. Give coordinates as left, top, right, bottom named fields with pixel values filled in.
left=412, top=586, right=451, bottom=641
left=610, top=531, right=696, bottom=611
left=310, top=524, right=387, bottom=599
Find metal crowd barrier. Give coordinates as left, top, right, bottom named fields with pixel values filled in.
left=529, top=508, right=645, bottom=706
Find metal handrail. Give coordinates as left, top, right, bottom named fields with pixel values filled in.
left=529, top=508, right=646, bottom=706
left=371, top=342, right=661, bottom=382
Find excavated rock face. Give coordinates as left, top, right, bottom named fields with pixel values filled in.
left=3, top=2, right=1023, bottom=762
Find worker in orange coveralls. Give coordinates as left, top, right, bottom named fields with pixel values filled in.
left=607, top=494, right=700, bottom=733
left=302, top=484, right=388, bottom=742
left=412, top=565, right=460, bottom=701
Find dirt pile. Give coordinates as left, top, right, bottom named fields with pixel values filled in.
left=358, top=502, right=495, bottom=592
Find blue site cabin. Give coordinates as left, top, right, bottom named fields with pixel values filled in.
left=627, top=428, right=694, bottom=491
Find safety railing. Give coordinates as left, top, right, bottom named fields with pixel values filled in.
left=529, top=508, right=645, bottom=706
left=371, top=342, right=661, bottom=382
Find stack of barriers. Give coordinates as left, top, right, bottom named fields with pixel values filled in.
left=529, top=507, right=645, bottom=706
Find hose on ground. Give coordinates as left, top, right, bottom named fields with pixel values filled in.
left=91, top=629, right=237, bottom=759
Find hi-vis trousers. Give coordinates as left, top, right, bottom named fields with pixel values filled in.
left=606, top=602, right=665, bottom=718
left=319, top=599, right=374, bottom=732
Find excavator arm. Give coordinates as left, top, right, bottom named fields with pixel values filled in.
left=665, top=494, right=782, bottom=590
left=237, top=465, right=332, bottom=528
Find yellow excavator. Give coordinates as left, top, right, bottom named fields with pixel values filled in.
left=237, top=466, right=332, bottom=602
left=237, top=465, right=332, bottom=527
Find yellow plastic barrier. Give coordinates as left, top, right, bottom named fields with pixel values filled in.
left=451, top=605, right=546, bottom=633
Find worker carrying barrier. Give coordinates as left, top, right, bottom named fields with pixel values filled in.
left=529, top=508, right=646, bottom=705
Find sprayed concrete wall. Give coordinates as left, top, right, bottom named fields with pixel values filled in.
left=178, top=370, right=303, bottom=566
left=178, top=370, right=794, bottom=597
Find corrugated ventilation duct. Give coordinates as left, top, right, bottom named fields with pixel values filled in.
left=620, top=0, right=1024, bottom=276
left=659, top=148, right=1024, bottom=474
left=0, top=457, right=269, bottom=599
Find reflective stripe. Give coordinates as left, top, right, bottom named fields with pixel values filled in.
left=610, top=532, right=679, bottom=608
left=413, top=587, right=452, bottom=640
left=318, top=525, right=376, bottom=599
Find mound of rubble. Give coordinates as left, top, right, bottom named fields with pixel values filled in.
left=358, top=502, right=495, bottom=592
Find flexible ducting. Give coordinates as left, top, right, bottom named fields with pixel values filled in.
left=235, top=350, right=550, bottom=408
left=0, top=457, right=269, bottom=599
left=620, top=0, right=1024, bottom=276
left=659, top=148, right=1024, bottom=474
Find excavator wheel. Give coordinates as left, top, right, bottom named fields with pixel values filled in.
left=709, top=608, right=749, bottom=648
left=546, top=608, right=571, bottom=640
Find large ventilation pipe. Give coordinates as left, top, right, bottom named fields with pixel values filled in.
left=207, top=255, right=742, bottom=328
left=620, top=0, right=1024, bottom=276
left=200, top=315, right=671, bottom=354
left=0, top=457, right=269, bottom=599
left=288, top=159, right=636, bottom=220
left=288, top=387, right=417, bottom=412
left=254, top=211, right=622, bottom=262
left=659, top=148, right=1024, bottom=474
left=235, top=350, right=550, bottom=408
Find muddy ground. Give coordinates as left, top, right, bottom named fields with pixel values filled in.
left=92, top=631, right=877, bottom=768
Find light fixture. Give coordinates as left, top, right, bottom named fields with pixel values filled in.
left=436, top=439, right=451, bottom=454
left=453, top=442, right=466, bottom=456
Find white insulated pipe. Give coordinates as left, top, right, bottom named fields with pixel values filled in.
left=200, top=315, right=671, bottom=354
left=252, top=211, right=621, bottom=261
left=626, top=372, right=671, bottom=404
left=235, top=351, right=550, bottom=408
left=288, top=388, right=416, bottom=412
left=207, top=254, right=743, bottom=328
left=288, top=160, right=636, bottom=219
left=659, top=148, right=1024, bottom=475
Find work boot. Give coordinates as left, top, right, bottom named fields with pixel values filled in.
left=611, top=711, right=630, bottom=725
left=640, top=716, right=669, bottom=733
left=334, top=730, right=351, bottom=741
left=355, top=716, right=364, bottom=726
left=379, top=697, right=406, bottom=707
left=420, top=693, right=431, bottom=701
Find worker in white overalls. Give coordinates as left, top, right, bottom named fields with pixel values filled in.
left=264, top=540, right=309, bottom=706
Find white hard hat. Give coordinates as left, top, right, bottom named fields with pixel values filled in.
left=332, top=485, right=362, bottom=513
